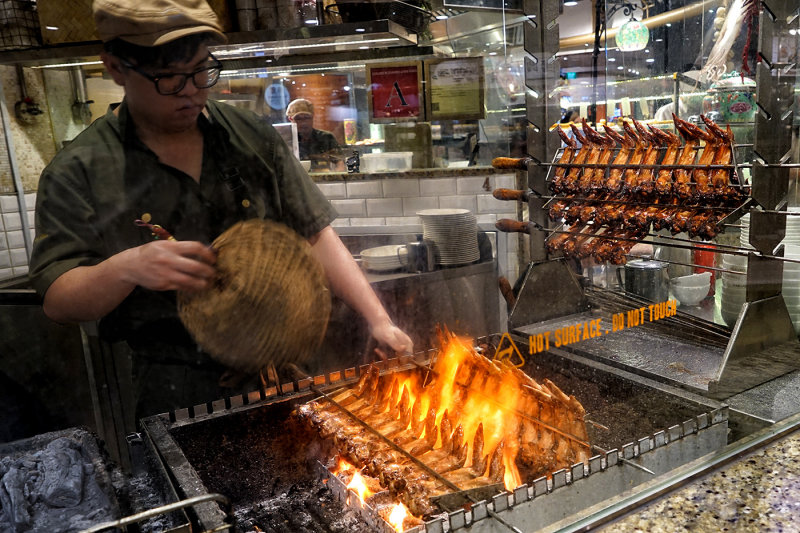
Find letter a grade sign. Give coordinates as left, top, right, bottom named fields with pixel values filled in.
left=368, top=63, right=421, bottom=120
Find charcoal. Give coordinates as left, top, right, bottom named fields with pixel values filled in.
left=39, top=438, right=84, bottom=508
left=1, top=466, right=31, bottom=531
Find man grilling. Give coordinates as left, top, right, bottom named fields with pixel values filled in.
left=28, top=0, right=412, bottom=418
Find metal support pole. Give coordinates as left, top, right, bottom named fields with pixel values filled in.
left=523, top=0, right=562, bottom=262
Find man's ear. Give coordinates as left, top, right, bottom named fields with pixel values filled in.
left=100, top=52, right=126, bottom=87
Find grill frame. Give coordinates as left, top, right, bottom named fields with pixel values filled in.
left=137, top=347, right=730, bottom=532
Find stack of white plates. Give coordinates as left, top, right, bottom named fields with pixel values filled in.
left=360, top=245, right=407, bottom=272
left=417, top=208, right=480, bottom=266
left=720, top=212, right=800, bottom=329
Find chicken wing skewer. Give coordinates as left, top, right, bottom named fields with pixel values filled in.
left=622, top=121, right=646, bottom=194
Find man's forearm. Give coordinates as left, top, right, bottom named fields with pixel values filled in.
left=42, top=252, right=138, bottom=324
left=310, top=226, right=393, bottom=329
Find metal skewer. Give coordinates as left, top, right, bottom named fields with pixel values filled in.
left=309, top=383, right=524, bottom=533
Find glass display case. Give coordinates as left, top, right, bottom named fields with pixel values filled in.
left=0, top=0, right=799, bottom=531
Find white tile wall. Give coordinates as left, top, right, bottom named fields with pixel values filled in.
left=316, top=182, right=346, bottom=199
left=329, top=199, right=366, bottom=217
left=477, top=193, right=516, bottom=215
left=420, top=178, right=456, bottom=196
left=2, top=212, right=21, bottom=231
left=0, top=193, right=36, bottom=281
left=457, top=176, right=491, bottom=195
left=0, top=195, right=19, bottom=213
left=350, top=217, right=386, bottom=226
left=6, top=230, right=24, bottom=249
left=9, top=248, right=27, bottom=267
left=347, top=180, right=382, bottom=198
left=382, top=179, right=420, bottom=198
left=439, top=195, right=477, bottom=212
left=402, top=196, right=438, bottom=215
left=316, top=173, right=520, bottom=281
left=366, top=198, right=403, bottom=217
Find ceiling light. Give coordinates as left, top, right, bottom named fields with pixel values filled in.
left=608, top=57, right=616, bottom=62
left=564, top=0, right=578, bottom=6
left=617, top=66, right=624, bottom=70
left=646, top=58, right=655, bottom=63
left=436, top=15, right=448, bottom=20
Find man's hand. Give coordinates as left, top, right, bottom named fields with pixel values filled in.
left=42, top=240, right=217, bottom=324
left=125, top=240, right=217, bottom=292
left=370, top=319, right=414, bottom=357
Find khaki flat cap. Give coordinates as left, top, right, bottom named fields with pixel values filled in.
left=287, top=98, right=314, bottom=118
left=93, top=0, right=226, bottom=47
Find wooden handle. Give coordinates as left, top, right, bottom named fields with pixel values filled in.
left=498, top=276, right=516, bottom=310
left=491, top=157, right=531, bottom=170
left=493, top=188, right=528, bottom=202
left=495, top=218, right=530, bottom=233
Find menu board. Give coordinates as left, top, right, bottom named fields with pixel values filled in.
left=425, top=57, right=485, bottom=121
left=367, top=62, right=423, bottom=122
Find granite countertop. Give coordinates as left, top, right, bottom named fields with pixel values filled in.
left=309, top=166, right=511, bottom=182
left=600, top=429, right=800, bottom=532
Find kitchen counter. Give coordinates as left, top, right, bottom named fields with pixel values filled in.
left=599, top=428, right=800, bottom=532
left=309, top=165, right=511, bottom=181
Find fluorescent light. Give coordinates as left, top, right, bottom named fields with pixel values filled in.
left=564, top=0, right=578, bottom=5
left=45, top=26, right=59, bottom=31
left=32, top=60, right=103, bottom=69
left=617, top=66, right=624, bottom=70
left=436, top=15, right=448, bottom=20
left=608, top=57, right=616, bottom=62
left=646, top=58, right=655, bottom=63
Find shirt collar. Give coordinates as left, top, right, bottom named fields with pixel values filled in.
left=104, top=99, right=221, bottom=146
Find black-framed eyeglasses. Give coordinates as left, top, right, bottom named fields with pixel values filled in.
left=120, top=54, right=223, bottom=95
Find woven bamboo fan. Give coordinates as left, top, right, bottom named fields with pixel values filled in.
left=178, top=219, right=331, bottom=373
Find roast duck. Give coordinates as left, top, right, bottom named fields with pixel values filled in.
left=494, top=114, right=748, bottom=265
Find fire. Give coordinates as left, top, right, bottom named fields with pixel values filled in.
left=298, top=326, right=590, bottom=521
left=332, top=458, right=374, bottom=504
left=388, top=503, right=408, bottom=531
left=346, top=470, right=374, bottom=503
left=380, top=334, right=525, bottom=490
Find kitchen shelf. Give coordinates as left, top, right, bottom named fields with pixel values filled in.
left=0, top=19, right=419, bottom=67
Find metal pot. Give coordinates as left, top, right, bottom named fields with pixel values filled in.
left=616, top=259, right=670, bottom=302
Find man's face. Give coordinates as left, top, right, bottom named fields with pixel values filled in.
left=290, top=113, right=314, bottom=137
left=109, top=45, right=213, bottom=134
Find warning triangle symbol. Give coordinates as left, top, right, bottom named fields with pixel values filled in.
left=493, top=332, right=526, bottom=368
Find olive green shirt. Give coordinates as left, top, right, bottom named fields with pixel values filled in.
left=30, top=99, right=336, bottom=345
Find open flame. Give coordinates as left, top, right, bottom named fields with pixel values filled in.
left=382, top=334, right=525, bottom=490
left=388, top=502, right=408, bottom=531
left=346, top=471, right=373, bottom=503
left=334, top=457, right=408, bottom=532
left=302, top=327, right=589, bottom=522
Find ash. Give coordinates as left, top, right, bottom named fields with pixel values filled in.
left=233, top=481, right=367, bottom=533
left=0, top=432, right=116, bottom=532
left=171, top=402, right=376, bottom=532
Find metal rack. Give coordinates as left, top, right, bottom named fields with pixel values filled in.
left=519, top=0, right=800, bottom=400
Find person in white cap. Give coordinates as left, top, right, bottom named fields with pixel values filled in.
left=29, top=0, right=412, bottom=418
